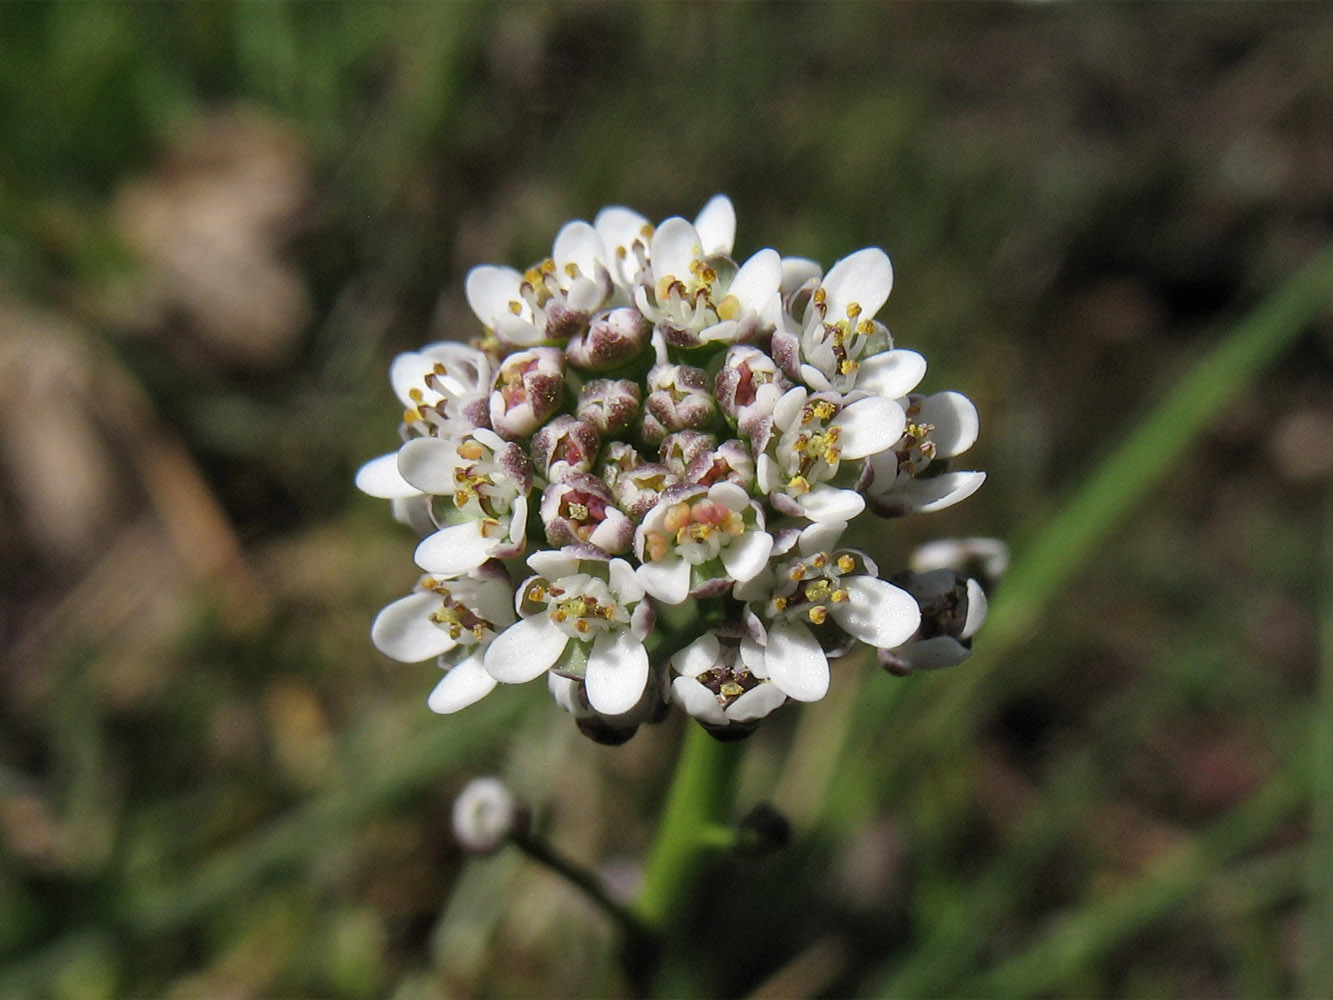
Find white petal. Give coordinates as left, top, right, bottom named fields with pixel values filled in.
left=893, top=636, right=972, bottom=672
left=764, top=621, right=829, bottom=702
left=465, top=266, right=527, bottom=326
left=821, top=247, right=893, bottom=322
left=726, top=683, right=786, bottom=723
left=585, top=630, right=650, bottom=715
left=396, top=437, right=459, bottom=494
left=799, top=363, right=832, bottom=392
left=552, top=220, right=607, bottom=280
left=356, top=452, right=422, bottom=500
left=650, top=217, right=701, bottom=282
left=719, top=531, right=773, bottom=583
left=527, top=548, right=579, bottom=579
left=390, top=352, right=446, bottom=407
left=672, top=675, right=727, bottom=726
left=609, top=557, right=645, bottom=603
left=693, top=195, right=736, bottom=256
left=707, top=481, right=750, bottom=511
left=671, top=632, right=722, bottom=679
left=916, top=391, right=980, bottom=458
left=593, top=205, right=649, bottom=255
left=962, top=578, right=988, bottom=640
left=857, top=349, right=927, bottom=400
left=832, top=396, right=906, bottom=460
left=414, top=521, right=495, bottom=576
left=799, top=485, right=866, bottom=522
left=371, top=591, right=456, bottom=662
left=727, top=248, right=781, bottom=311
left=484, top=617, right=567, bottom=683
left=903, top=471, right=987, bottom=513
left=427, top=652, right=498, bottom=713
left=797, top=520, right=847, bottom=555
left=780, top=256, right=823, bottom=296
left=832, top=577, right=921, bottom=649
left=637, top=556, right=691, bottom=605
left=773, top=386, right=808, bottom=430
left=739, top=635, right=767, bottom=677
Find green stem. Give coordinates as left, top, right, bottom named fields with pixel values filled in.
left=634, top=722, right=743, bottom=933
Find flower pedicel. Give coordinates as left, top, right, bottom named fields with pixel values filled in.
left=360, top=195, right=986, bottom=741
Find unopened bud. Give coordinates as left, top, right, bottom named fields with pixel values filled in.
left=452, top=777, right=526, bottom=854
left=577, top=379, right=641, bottom=437
left=566, top=307, right=651, bottom=371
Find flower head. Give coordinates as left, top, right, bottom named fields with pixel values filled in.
left=360, top=194, right=989, bottom=739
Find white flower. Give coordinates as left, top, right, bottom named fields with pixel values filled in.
left=778, top=247, right=895, bottom=393
left=483, top=552, right=653, bottom=715
left=669, top=630, right=786, bottom=731
left=633, top=482, right=773, bottom=604
left=627, top=196, right=782, bottom=347
left=466, top=221, right=615, bottom=347
left=741, top=538, right=920, bottom=702
left=877, top=570, right=988, bottom=676
left=354, top=343, right=493, bottom=500
left=755, top=385, right=905, bottom=523
left=370, top=566, right=517, bottom=714
left=867, top=389, right=986, bottom=517
left=403, top=428, right=532, bottom=576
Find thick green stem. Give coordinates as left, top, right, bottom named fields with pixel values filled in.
left=634, top=722, right=743, bottom=933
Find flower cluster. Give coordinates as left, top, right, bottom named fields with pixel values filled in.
left=359, top=196, right=986, bottom=741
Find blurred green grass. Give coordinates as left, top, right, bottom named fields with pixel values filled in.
left=2, top=2, right=1332, bottom=997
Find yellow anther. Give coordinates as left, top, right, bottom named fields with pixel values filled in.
left=552, top=609, right=567, bottom=623
left=539, top=258, right=556, bottom=275
left=790, top=565, right=807, bottom=581
left=453, top=490, right=471, bottom=508
left=716, top=294, right=740, bottom=320
left=528, top=584, right=547, bottom=602
left=824, top=447, right=841, bottom=465
left=409, top=387, right=425, bottom=403
left=564, top=262, right=579, bottom=278
left=812, top=553, right=828, bottom=568
left=433, top=362, right=448, bottom=375
left=773, top=596, right=788, bottom=612
left=567, top=502, right=590, bottom=521
left=846, top=302, right=862, bottom=319
left=813, top=287, right=827, bottom=306
left=458, top=440, right=485, bottom=460
left=720, top=681, right=745, bottom=699
left=508, top=300, right=523, bottom=315
left=575, top=619, right=589, bottom=634
left=808, top=606, right=828, bottom=625
left=404, top=408, right=421, bottom=424
left=857, top=319, right=875, bottom=336
left=839, top=359, right=859, bottom=375
left=837, top=554, right=855, bottom=573
left=831, top=589, right=850, bottom=603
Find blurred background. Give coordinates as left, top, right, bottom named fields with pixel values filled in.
left=2, top=3, right=1332, bottom=997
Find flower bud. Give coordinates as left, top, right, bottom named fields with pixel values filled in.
left=641, top=363, right=717, bottom=444
left=576, top=379, right=641, bottom=437
left=601, top=444, right=679, bottom=520
left=540, top=473, right=634, bottom=553
left=659, top=431, right=717, bottom=478
left=715, top=345, right=790, bottom=437
left=489, top=347, right=566, bottom=439
left=531, top=416, right=601, bottom=482
left=686, top=438, right=756, bottom=490
left=565, top=307, right=651, bottom=371
left=452, top=777, right=525, bottom=853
